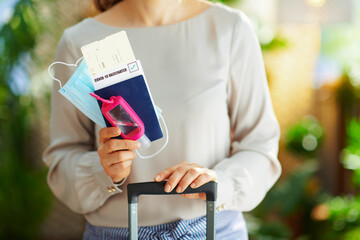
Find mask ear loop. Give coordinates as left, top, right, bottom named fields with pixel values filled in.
left=48, top=57, right=84, bottom=89
left=135, top=114, right=169, bottom=159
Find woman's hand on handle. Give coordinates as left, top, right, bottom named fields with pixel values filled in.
left=98, top=127, right=140, bottom=183
left=154, top=161, right=218, bottom=201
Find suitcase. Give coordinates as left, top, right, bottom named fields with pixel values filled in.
left=127, top=181, right=217, bottom=240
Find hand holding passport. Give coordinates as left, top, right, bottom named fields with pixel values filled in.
left=81, top=31, right=163, bottom=143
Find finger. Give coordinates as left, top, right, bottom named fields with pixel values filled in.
left=103, top=139, right=141, bottom=153
left=99, top=127, right=121, bottom=144
left=110, top=159, right=133, bottom=172
left=165, top=165, right=190, bottom=193
left=180, top=193, right=199, bottom=199
left=154, top=165, right=179, bottom=182
left=176, top=167, right=204, bottom=193
left=106, top=160, right=133, bottom=182
left=104, top=150, right=136, bottom=167
left=180, top=193, right=206, bottom=201
left=154, top=161, right=192, bottom=182
left=190, top=170, right=217, bottom=189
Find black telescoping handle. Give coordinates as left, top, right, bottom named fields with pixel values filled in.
left=127, top=181, right=217, bottom=240
left=127, top=181, right=217, bottom=204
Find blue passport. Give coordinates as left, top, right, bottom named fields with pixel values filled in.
left=94, top=75, right=163, bottom=141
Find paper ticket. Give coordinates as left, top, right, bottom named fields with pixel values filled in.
left=81, top=31, right=136, bottom=76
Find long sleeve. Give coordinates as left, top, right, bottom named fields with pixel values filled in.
left=42, top=30, right=123, bottom=214
left=213, top=12, right=281, bottom=212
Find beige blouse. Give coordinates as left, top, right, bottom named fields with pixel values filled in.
left=43, top=3, right=281, bottom=227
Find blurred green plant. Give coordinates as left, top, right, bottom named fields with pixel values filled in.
left=248, top=4, right=360, bottom=240
left=209, top=0, right=243, bottom=4
left=342, top=119, right=360, bottom=187
left=337, top=73, right=360, bottom=119
left=210, top=0, right=289, bottom=53
left=248, top=17, right=289, bottom=53
left=247, top=160, right=326, bottom=240
left=246, top=214, right=291, bottom=240
left=285, top=116, right=324, bottom=158
left=308, top=6, right=360, bottom=239
left=261, top=35, right=288, bottom=52
left=0, top=0, right=53, bottom=239
left=246, top=117, right=326, bottom=240
left=312, top=119, right=360, bottom=240
left=321, top=24, right=360, bottom=72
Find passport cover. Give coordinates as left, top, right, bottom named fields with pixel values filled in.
left=94, top=75, right=163, bottom=141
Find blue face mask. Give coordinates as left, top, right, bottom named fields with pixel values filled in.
left=48, top=58, right=106, bottom=127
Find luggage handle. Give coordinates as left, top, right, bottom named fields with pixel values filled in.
left=127, top=181, right=217, bottom=204
left=127, top=181, right=217, bottom=240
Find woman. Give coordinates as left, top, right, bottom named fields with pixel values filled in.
left=43, top=0, right=281, bottom=239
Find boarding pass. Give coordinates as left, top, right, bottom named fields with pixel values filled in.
left=81, top=31, right=136, bottom=76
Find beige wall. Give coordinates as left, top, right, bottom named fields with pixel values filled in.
left=264, top=24, right=321, bottom=178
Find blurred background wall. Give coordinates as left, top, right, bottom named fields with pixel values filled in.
left=1, top=0, right=360, bottom=239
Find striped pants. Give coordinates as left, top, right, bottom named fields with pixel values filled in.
left=83, top=210, right=248, bottom=240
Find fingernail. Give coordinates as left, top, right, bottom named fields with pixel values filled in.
left=165, top=184, right=171, bottom=193
left=191, top=183, right=196, bottom=188
left=135, top=142, right=141, bottom=148
left=155, top=175, right=161, bottom=181
left=176, top=186, right=182, bottom=193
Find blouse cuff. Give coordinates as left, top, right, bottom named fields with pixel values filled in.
left=214, top=170, right=235, bottom=211
left=213, top=161, right=255, bottom=212
left=69, top=151, right=123, bottom=213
